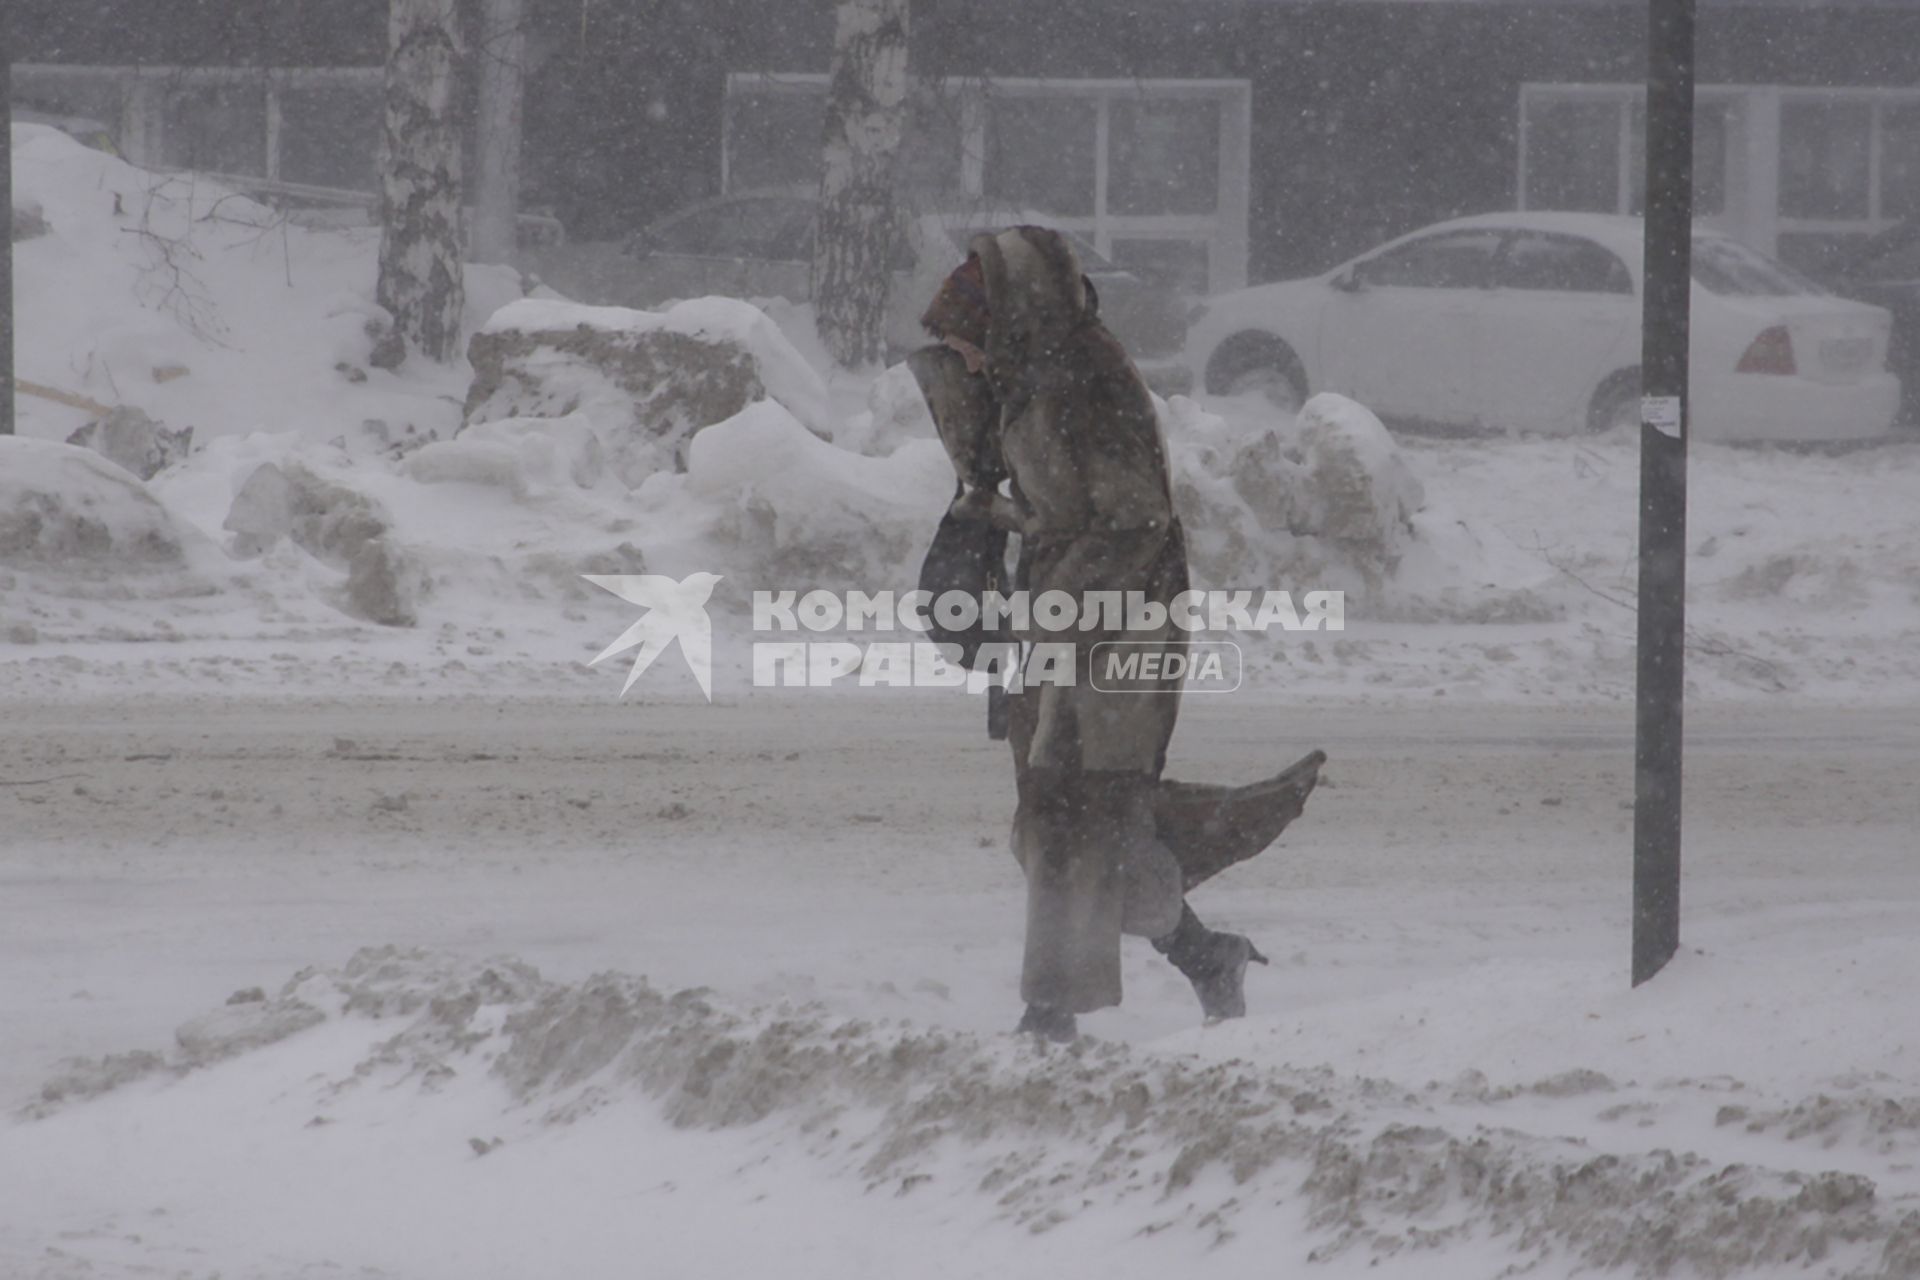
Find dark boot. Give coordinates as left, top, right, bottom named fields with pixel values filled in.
left=1153, top=905, right=1269, bottom=1023
left=1015, top=1003, right=1078, bottom=1043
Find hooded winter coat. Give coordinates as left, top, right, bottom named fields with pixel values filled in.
left=915, top=227, right=1326, bottom=1016
left=972, top=226, right=1191, bottom=1010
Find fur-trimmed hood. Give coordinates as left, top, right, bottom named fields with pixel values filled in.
left=968, top=226, right=1098, bottom=397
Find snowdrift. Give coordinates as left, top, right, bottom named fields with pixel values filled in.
left=9, top=120, right=1920, bottom=701
left=8, top=116, right=1450, bottom=675
left=464, top=296, right=834, bottom=485
left=686, top=400, right=954, bottom=593
left=0, top=437, right=228, bottom=647
left=8, top=122, right=492, bottom=452
left=7, top=122, right=1451, bottom=647
left=1166, top=391, right=1426, bottom=596
left=21, top=947, right=1920, bottom=1280
left=0, top=437, right=189, bottom=573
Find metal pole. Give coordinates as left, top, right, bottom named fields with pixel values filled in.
left=1633, top=0, right=1694, bottom=987
left=2, top=2, right=14, bottom=437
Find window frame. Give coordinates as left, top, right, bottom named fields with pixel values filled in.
left=723, top=72, right=1252, bottom=294
left=1520, top=82, right=1920, bottom=249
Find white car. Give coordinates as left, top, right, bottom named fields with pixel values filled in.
left=1187, top=212, right=1901, bottom=443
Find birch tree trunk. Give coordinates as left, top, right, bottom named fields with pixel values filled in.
left=811, top=0, right=910, bottom=369
left=375, top=0, right=467, bottom=367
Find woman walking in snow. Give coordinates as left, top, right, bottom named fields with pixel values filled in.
left=914, top=226, right=1323, bottom=1042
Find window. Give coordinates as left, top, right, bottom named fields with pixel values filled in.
left=1691, top=236, right=1827, bottom=297
left=983, top=95, right=1096, bottom=216
left=1628, top=101, right=1727, bottom=217
left=1882, top=105, right=1920, bottom=222
left=1354, top=230, right=1506, bottom=289
left=1780, top=101, right=1872, bottom=220
left=652, top=197, right=807, bottom=258
left=277, top=87, right=379, bottom=189
left=721, top=73, right=1252, bottom=293
left=726, top=90, right=826, bottom=191
left=161, top=85, right=268, bottom=175
left=899, top=89, right=967, bottom=199
left=1853, top=226, right=1920, bottom=282
left=1525, top=101, right=1620, bottom=212
left=14, top=81, right=120, bottom=141
left=1109, top=98, right=1219, bottom=216
left=16, top=64, right=389, bottom=200
left=1524, top=84, right=1920, bottom=265
left=1494, top=233, right=1632, bottom=293
left=1522, top=95, right=1728, bottom=216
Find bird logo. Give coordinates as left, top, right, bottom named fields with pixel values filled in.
left=583, top=572, right=723, bottom=700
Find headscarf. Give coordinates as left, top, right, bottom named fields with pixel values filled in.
left=919, top=253, right=991, bottom=350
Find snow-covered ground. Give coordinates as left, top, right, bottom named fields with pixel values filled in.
left=5, top=125, right=1920, bottom=1278
left=4, top=697, right=1918, bottom=1279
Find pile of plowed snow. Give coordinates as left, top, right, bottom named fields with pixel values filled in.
left=9, top=120, right=1920, bottom=703
left=2, top=123, right=1460, bottom=690
left=15, top=948, right=1918, bottom=1280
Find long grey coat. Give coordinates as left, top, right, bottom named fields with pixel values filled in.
left=976, top=227, right=1190, bottom=1011
left=914, top=228, right=1325, bottom=1015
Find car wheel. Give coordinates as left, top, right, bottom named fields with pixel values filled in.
left=1206, top=333, right=1308, bottom=416
left=1587, top=369, right=1641, bottom=435
left=1223, top=365, right=1306, bottom=416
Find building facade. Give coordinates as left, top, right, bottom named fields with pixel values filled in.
left=13, top=0, right=1918, bottom=286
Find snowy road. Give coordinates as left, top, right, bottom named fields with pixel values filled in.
left=5, top=693, right=1916, bottom=1089
left=4, top=694, right=1918, bottom=1278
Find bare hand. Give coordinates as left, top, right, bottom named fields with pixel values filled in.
left=949, top=485, right=997, bottom=523
left=943, top=334, right=987, bottom=375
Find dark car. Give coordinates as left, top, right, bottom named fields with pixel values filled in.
left=1827, top=221, right=1920, bottom=426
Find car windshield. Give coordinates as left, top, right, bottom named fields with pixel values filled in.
left=1690, top=236, right=1828, bottom=297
